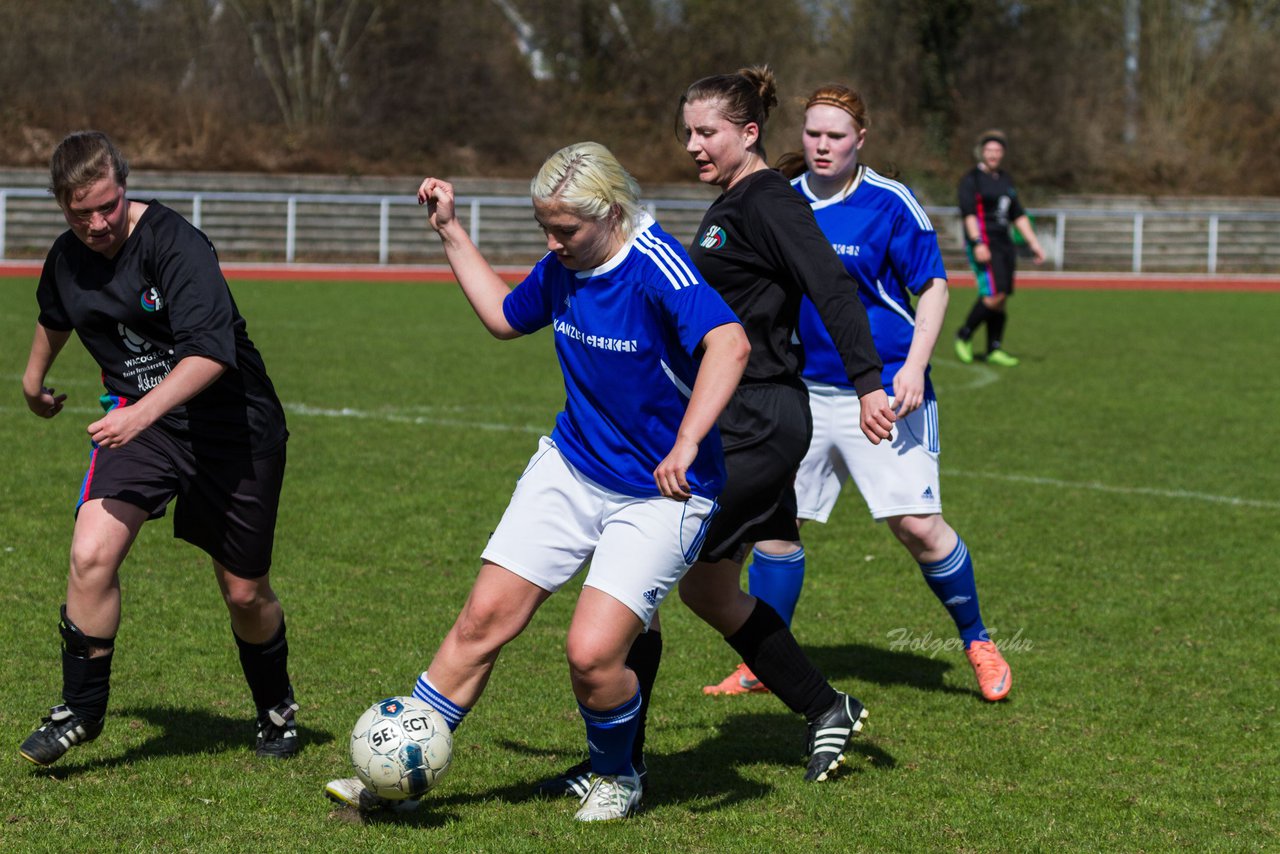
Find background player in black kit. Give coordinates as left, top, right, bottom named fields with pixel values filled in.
left=539, top=66, right=896, bottom=792
left=19, top=131, right=298, bottom=766
left=954, top=129, right=1045, bottom=367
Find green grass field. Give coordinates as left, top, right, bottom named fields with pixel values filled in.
left=1, top=277, right=1275, bottom=852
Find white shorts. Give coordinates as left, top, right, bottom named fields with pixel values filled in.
left=482, top=437, right=718, bottom=627
left=794, top=383, right=942, bottom=523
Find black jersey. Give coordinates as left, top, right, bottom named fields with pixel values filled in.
left=688, top=169, right=881, bottom=397
left=957, top=166, right=1026, bottom=245
left=36, top=202, right=287, bottom=459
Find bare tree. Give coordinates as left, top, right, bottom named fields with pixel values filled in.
left=490, top=0, right=554, bottom=80
left=2, top=0, right=1278, bottom=190
left=226, top=0, right=382, bottom=132
left=1124, top=0, right=1141, bottom=146
left=489, top=0, right=646, bottom=85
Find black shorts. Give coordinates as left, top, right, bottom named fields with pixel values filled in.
left=970, top=239, right=1017, bottom=297
left=699, top=382, right=812, bottom=564
left=77, top=428, right=286, bottom=578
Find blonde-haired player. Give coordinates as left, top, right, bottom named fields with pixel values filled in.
left=324, top=142, right=748, bottom=822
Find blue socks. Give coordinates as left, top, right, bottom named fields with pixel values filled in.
left=411, top=672, right=643, bottom=780
left=412, top=672, right=469, bottom=732
left=918, top=537, right=987, bottom=648
left=748, top=537, right=989, bottom=650
left=580, top=688, right=642, bottom=778
left=747, top=539, right=988, bottom=650
left=746, top=546, right=806, bottom=626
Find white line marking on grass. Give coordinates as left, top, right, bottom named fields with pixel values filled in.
left=0, top=373, right=103, bottom=389
left=7, top=401, right=1273, bottom=509
left=283, top=402, right=545, bottom=435
left=0, top=401, right=547, bottom=435
left=225, top=404, right=1280, bottom=510
left=948, top=469, right=1280, bottom=509
left=0, top=404, right=123, bottom=420
left=931, top=361, right=1002, bottom=390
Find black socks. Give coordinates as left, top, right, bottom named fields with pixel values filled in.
left=725, top=600, right=836, bottom=720
left=62, top=648, right=113, bottom=723
left=959, top=298, right=993, bottom=340
left=624, top=628, right=662, bottom=763
left=959, top=298, right=1008, bottom=353
left=234, top=617, right=292, bottom=711
left=987, top=309, right=1007, bottom=352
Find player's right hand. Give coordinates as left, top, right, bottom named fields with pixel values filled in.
left=417, top=177, right=456, bottom=233
left=654, top=437, right=698, bottom=501
left=24, top=385, right=67, bottom=418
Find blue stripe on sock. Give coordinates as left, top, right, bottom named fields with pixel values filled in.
left=412, top=672, right=469, bottom=731
left=917, top=537, right=987, bottom=647
left=578, top=690, right=642, bottom=726
left=755, top=546, right=805, bottom=566
left=919, top=537, right=969, bottom=579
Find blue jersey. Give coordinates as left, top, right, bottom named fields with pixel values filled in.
left=792, top=168, right=947, bottom=395
left=503, top=215, right=740, bottom=500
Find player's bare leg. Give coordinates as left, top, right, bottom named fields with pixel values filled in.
left=65, top=498, right=145, bottom=638
left=423, top=562, right=551, bottom=708
left=889, top=514, right=1011, bottom=701
left=566, top=588, right=644, bottom=821
left=217, top=563, right=298, bottom=757
left=566, top=587, right=642, bottom=709
left=20, top=499, right=143, bottom=766
left=678, top=557, right=756, bottom=636
left=536, top=606, right=659, bottom=799
left=216, top=565, right=283, bottom=644
left=681, top=556, right=868, bottom=782
left=329, top=563, right=551, bottom=811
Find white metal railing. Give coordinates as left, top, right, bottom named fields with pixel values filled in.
left=3, top=186, right=1279, bottom=273
left=0, top=187, right=712, bottom=265
left=944, top=205, right=1280, bottom=274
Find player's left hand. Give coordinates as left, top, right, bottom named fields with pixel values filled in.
left=654, top=437, right=698, bottom=501
left=87, top=405, right=155, bottom=449
left=891, top=366, right=925, bottom=416
left=859, top=388, right=896, bottom=444
left=1031, top=244, right=1046, bottom=265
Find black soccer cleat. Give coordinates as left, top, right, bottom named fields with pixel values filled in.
left=19, top=704, right=104, bottom=766
left=255, top=691, right=300, bottom=759
left=804, top=692, right=868, bottom=782
left=533, top=757, right=648, bottom=799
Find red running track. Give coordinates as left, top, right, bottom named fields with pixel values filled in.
left=3, top=260, right=1278, bottom=291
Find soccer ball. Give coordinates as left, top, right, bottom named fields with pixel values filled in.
left=349, top=696, right=453, bottom=800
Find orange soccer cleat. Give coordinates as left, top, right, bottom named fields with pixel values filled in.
left=703, top=662, right=770, bottom=696
left=965, top=640, right=1012, bottom=701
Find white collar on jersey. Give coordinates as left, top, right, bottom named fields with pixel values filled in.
left=574, top=211, right=656, bottom=278
left=799, top=164, right=867, bottom=210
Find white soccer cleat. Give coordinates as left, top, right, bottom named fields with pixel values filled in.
left=573, top=771, right=643, bottom=822
left=324, top=776, right=421, bottom=813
